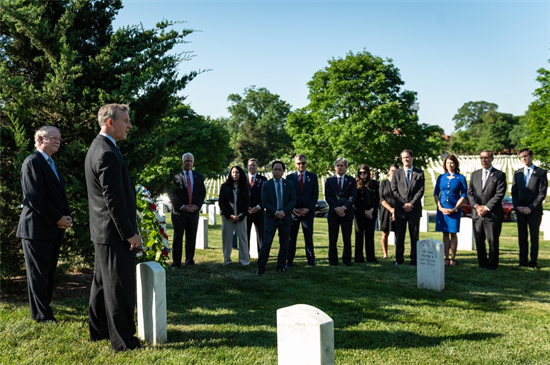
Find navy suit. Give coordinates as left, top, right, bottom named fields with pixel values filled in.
left=85, top=134, right=140, bottom=351
left=247, top=173, right=267, bottom=253
left=168, top=170, right=206, bottom=266
left=325, top=175, right=357, bottom=265
left=286, top=171, right=319, bottom=266
left=467, top=167, right=506, bottom=269
left=257, top=178, right=296, bottom=270
left=17, top=151, right=70, bottom=322
left=391, top=167, right=425, bottom=264
left=511, top=166, right=547, bottom=267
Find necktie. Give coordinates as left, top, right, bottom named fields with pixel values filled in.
left=406, top=169, right=411, bottom=187
left=525, top=168, right=531, bottom=186
left=47, top=157, right=60, bottom=181
left=299, top=173, right=304, bottom=192
left=338, top=177, right=342, bottom=192
left=482, top=170, right=488, bottom=189
left=250, top=176, right=254, bottom=188
left=186, top=172, right=193, bottom=204
left=277, top=180, right=283, bottom=210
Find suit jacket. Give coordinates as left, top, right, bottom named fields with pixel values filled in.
left=511, top=166, right=548, bottom=214
left=168, top=170, right=206, bottom=216
left=325, top=175, right=357, bottom=221
left=85, top=135, right=137, bottom=244
left=391, top=167, right=425, bottom=219
left=467, top=167, right=506, bottom=221
left=218, top=182, right=250, bottom=221
left=261, top=178, right=297, bottom=226
left=286, top=171, right=319, bottom=219
left=16, top=151, right=70, bottom=240
left=248, top=173, right=268, bottom=211
left=355, top=180, right=380, bottom=218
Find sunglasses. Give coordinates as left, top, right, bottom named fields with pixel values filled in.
left=359, top=171, right=368, bottom=175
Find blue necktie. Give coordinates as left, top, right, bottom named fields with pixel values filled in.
left=277, top=180, right=283, bottom=210
left=47, top=157, right=59, bottom=181
left=525, top=168, right=530, bottom=186
left=406, top=169, right=411, bottom=187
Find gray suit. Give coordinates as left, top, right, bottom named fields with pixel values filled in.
left=17, top=151, right=70, bottom=321
left=85, top=134, right=140, bottom=352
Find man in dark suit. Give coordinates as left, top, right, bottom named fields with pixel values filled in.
left=467, top=150, right=506, bottom=270
left=256, top=161, right=296, bottom=275
left=168, top=152, right=206, bottom=267
left=247, top=158, right=267, bottom=253
left=511, top=148, right=547, bottom=269
left=85, top=104, right=142, bottom=351
left=325, top=157, right=357, bottom=266
left=17, top=126, right=72, bottom=323
left=391, top=149, right=425, bottom=266
left=286, top=154, right=319, bottom=267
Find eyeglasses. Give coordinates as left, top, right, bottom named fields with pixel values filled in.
left=359, top=171, right=368, bottom=175
left=183, top=160, right=193, bottom=164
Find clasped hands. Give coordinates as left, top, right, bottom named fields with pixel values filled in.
left=57, top=215, right=72, bottom=229
left=364, top=208, right=374, bottom=219
left=293, top=208, right=310, bottom=217
left=438, top=205, right=456, bottom=216
left=230, top=214, right=242, bottom=223
left=517, top=206, right=532, bottom=215
left=475, top=204, right=489, bottom=217
left=334, top=206, right=347, bottom=217
left=182, top=204, right=199, bottom=213
left=402, top=203, right=414, bottom=213
left=275, top=210, right=286, bottom=219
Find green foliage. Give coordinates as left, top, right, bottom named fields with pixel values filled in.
left=450, top=101, right=521, bottom=155
left=225, top=86, right=294, bottom=166
left=287, top=50, right=441, bottom=174
left=523, top=64, right=550, bottom=168
left=0, top=0, right=225, bottom=277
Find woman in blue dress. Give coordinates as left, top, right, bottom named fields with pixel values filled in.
left=434, top=154, right=467, bottom=266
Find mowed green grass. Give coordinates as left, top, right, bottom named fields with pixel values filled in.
left=1, top=172, right=548, bottom=364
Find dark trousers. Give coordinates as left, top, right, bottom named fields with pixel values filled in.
left=395, top=214, right=420, bottom=263
left=288, top=214, right=315, bottom=266
left=473, top=218, right=502, bottom=269
left=172, top=211, right=199, bottom=265
left=22, top=235, right=62, bottom=321
left=89, top=243, right=140, bottom=352
left=517, top=212, right=541, bottom=266
left=328, top=218, right=353, bottom=265
left=257, top=219, right=290, bottom=270
left=354, top=215, right=377, bottom=263
left=247, top=210, right=265, bottom=254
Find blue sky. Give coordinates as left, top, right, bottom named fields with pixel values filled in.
left=113, top=1, right=549, bottom=135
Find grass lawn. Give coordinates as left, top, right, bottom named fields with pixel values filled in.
left=1, top=209, right=549, bottom=364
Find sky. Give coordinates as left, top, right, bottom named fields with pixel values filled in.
left=113, top=0, right=549, bottom=135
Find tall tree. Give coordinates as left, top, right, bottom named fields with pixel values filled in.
left=287, top=50, right=441, bottom=174
left=452, top=101, right=498, bottom=131
left=523, top=64, right=550, bottom=167
left=0, top=0, right=227, bottom=277
left=226, top=86, right=293, bottom=166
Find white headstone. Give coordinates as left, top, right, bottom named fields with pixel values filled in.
left=417, top=239, right=445, bottom=291
left=277, top=304, right=334, bottom=365
left=136, top=262, right=167, bottom=345
left=457, top=217, right=474, bottom=251
left=201, top=204, right=208, bottom=214
left=196, top=216, right=208, bottom=249
left=388, top=231, right=395, bottom=245
left=542, top=211, right=550, bottom=241
left=249, top=223, right=259, bottom=259
left=420, top=210, right=429, bottom=232
left=208, top=204, right=217, bottom=225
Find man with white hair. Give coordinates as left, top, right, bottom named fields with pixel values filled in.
left=17, top=126, right=72, bottom=323
left=168, top=152, right=206, bottom=267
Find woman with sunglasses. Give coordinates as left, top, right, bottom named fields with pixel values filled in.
left=354, top=164, right=380, bottom=263
left=379, top=164, right=398, bottom=258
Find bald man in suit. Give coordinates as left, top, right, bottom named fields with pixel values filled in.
left=17, top=126, right=72, bottom=323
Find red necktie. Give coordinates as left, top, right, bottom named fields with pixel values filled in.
left=338, top=177, right=342, bottom=192
left=299, top=173, right=304, bottom=192
left=250, top=176, right=254, bottom=188
left=186, top=172, right=193, bottom=204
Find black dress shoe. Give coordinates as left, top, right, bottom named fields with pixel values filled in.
left=276, top=267, right=285, bottom=273
left=185, top=260, right=195, bottom=266
left=256, top=268, right=265, bottom=276
left=409, top=261, right=417, bottom=266
left=394, top=261, right=403, bottom=265
left=284, top=264, right=293, bottom=269
left=529, top=265, right=538, bottom=270
left=171, top=263, right=181, bottom=268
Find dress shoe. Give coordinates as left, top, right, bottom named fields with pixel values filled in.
left=284, top=264, right=293, bottom=269
left=409, top=261, right=417, bottom=266
left=529, top=265, right=538, bottom=270
left=171, top=263, right=181, bottom=268
left=276, top=267, right=286, bottom=274
left=394, top=261, right=403, bottom=266
left=256, top=268, right=265, bottom=276
left=185, top=260, right=195, bottom=266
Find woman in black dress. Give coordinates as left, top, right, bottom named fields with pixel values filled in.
left=379, top=164, right=398, bottom=259
left=354, top=164, right=380, bottom=263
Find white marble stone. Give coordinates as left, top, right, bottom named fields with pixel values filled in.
left=136, top=262, right=167, bottom=345
left=277, top=304, right=334, bottom=365
left=249, top=223, right=259, bottom=259
left=420, top=210, right=429, bottom=232
left=201, top=204, right=208, bottom=214
left=208, top=204, right=217, bottom=225
left=196, top=216, right=208, bottom=249
left=388, top=231, right=395, bottom=246
left=457, top=217, right=474, bottom=251
left=417, top=239, right=445, bottom=291
left=542, top=211, right=550, bottom=241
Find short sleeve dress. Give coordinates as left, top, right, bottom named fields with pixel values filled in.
left=434, top=172, right=468, bottom=233
left=379, top=179, right=395, bottom=232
